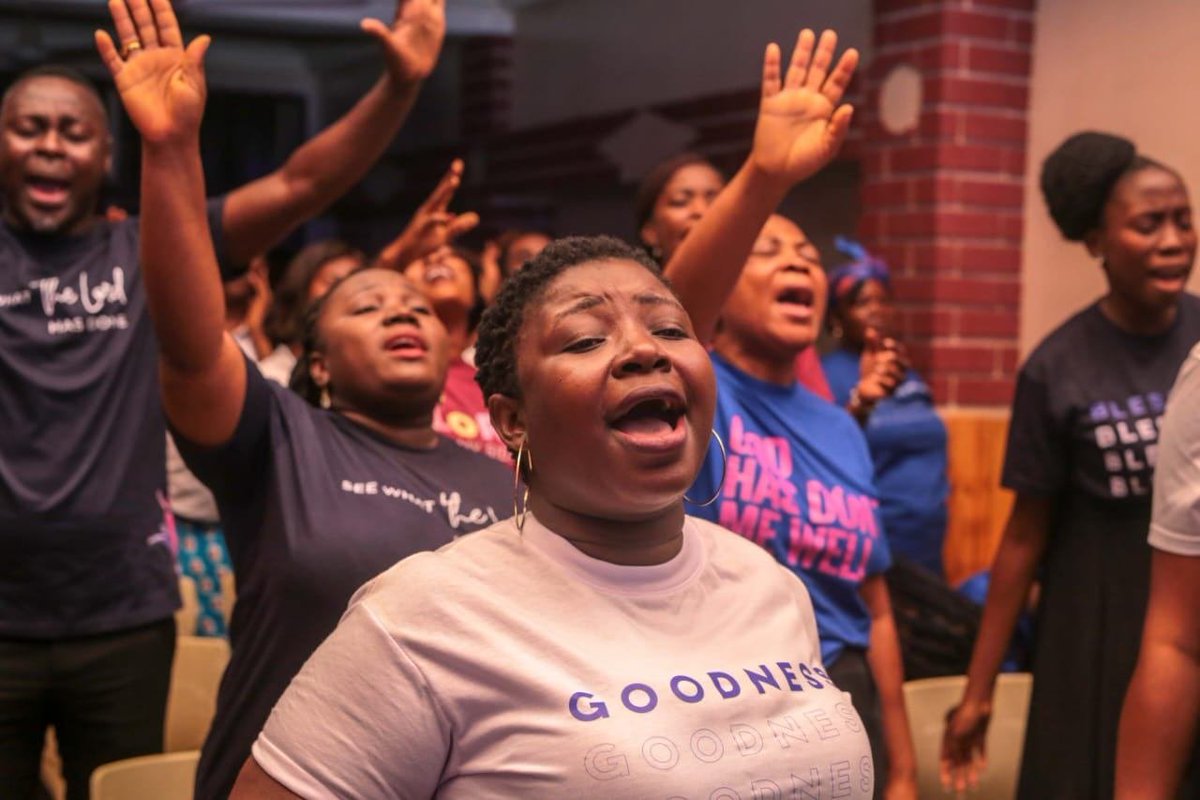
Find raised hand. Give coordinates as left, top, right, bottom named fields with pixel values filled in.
left=95, top=0, right=209, bottom=144
left=362, top=0, right=446, bottom=84
left=752, top=29, right=858, bottom=189
left=377, top=159, right=480, bottom=270
left=858, top=329, right=908, bottom=402
left=847, top=329, right=907, bottom=421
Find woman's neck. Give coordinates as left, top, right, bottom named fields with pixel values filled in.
left=335, top=406, right=440, bottom=450
left=1099, top=292, right=1179, bottom=336
left=712, top=334, right=799, bottom=386
left=528, top=495, right=687, bottom=566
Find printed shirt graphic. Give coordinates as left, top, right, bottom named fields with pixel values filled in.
left=1003, top=297, right=1200, bottom=507
left=176, top=359, right=510, bottom=800
left=688, top=354, right=891, bottom=667
left=0, top=203, right=226, bottom=638
left=822, top=347, right=949, bottom=575
left=434, top=357, right=511, bottom=463
left=254, top=516, right=874, bottom=799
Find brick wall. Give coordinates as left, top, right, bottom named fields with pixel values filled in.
left=858, top=0, right=1035, bottom=407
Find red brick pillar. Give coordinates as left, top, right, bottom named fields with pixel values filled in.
left=858, top=0, right=1034, bottom=407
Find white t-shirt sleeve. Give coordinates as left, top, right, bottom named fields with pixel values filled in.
left=252, top=600, right=452, bottom=799
left=1149, top=345, right=1200, bottom=557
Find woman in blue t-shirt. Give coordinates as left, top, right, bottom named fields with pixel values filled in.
left=822, top=240, right=950, bottom=577
left=664, top=30, right=917, bottom=799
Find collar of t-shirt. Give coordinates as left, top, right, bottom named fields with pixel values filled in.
left=519, top=513, right=705, bottom=597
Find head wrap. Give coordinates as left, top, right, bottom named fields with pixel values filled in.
left=827, top=237, right=891, bottom=309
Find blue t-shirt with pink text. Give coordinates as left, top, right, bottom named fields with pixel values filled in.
left=688, top=353, right=892, bottom=666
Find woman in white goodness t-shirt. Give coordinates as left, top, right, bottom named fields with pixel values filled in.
left=235, top=237, right=875, bottom=799
left=228, top=32, right=869, bottom=797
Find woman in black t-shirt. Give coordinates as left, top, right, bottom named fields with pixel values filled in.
left=942, top=132, right=1200, bottom=799
left=99, top=7, right=510, bottom=799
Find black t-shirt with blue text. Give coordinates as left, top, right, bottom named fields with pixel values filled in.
left=0, top=204, right=228, bottom=639
left=1001, top=294, right=1200, bottom=797
left=177, top=359, right=509, bottom=800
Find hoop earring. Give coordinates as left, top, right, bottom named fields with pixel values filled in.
left=513, top=439, right=533, bottom=531
left=684, top=428, right=728, bottom=507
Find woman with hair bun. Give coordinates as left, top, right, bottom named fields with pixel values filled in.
left=942, top=131, right=1200, bottom=799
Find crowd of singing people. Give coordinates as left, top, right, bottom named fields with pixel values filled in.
left=2, top=0, right=1198, bottom=797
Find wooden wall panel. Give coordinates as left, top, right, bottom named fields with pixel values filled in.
left=942, top=410, right=1013, bottom=585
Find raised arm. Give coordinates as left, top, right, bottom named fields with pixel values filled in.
left=663, top=29, right=857, bottom=343
left=374, top=158, right=479, bottom=271
left=97, top=0, right=245, bottom=445
left=941, top=494, right=1051, bottom=793
left=220, top=0, right=446, bottom=264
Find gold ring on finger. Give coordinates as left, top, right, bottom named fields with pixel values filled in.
left=121, top=40, right=143, bottom=59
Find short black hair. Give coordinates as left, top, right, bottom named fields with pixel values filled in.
left=1040, top=131, right=1172, bottom=241
left=474, top=235, right=668, bottom=401
left=2, top=64, right=107, bottom=121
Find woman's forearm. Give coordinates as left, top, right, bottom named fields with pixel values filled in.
left=962, top=495, right=1051, bottom=704
left=863, top=576, right=917, bottom=785
left=662, top=162, right=789, bottom=343
left=141, top=139, right=226, bottom=374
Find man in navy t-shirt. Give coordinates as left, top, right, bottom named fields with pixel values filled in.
left=0, top=12, right=445, bottom=789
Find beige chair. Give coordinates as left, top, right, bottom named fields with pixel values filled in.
left=176, top=575, right=199, bottom=637
left=165, top=636, right=231, bottom=752
left=905, top=672, right=1033, bottom=799
left=90, top=750, right=200, bottom=800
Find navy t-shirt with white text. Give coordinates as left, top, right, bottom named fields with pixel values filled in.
left=688, top=353, right=891, bottom=666
left=177, top=360, right=510, bottom=800
left=0, top=204, right=228, bottom=638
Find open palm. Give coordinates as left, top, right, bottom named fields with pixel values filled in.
left=95, top=0, right=209, bottom=144
left=752, top=29, right=859, bottom=185
left=362, top=0, right=446, bottom=84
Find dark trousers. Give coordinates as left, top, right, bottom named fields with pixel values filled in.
left=829, top=647, right=886, bottom=800
left=0, top=619, right=176, bottom=800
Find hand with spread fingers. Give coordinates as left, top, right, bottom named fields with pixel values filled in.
left=95, top=0, right=209, bottom=144
left=752, top=29, right=858, bottom=191
left=377, top=159, right=480, bottom=270
left=362, top=0, right=447, bottom=85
